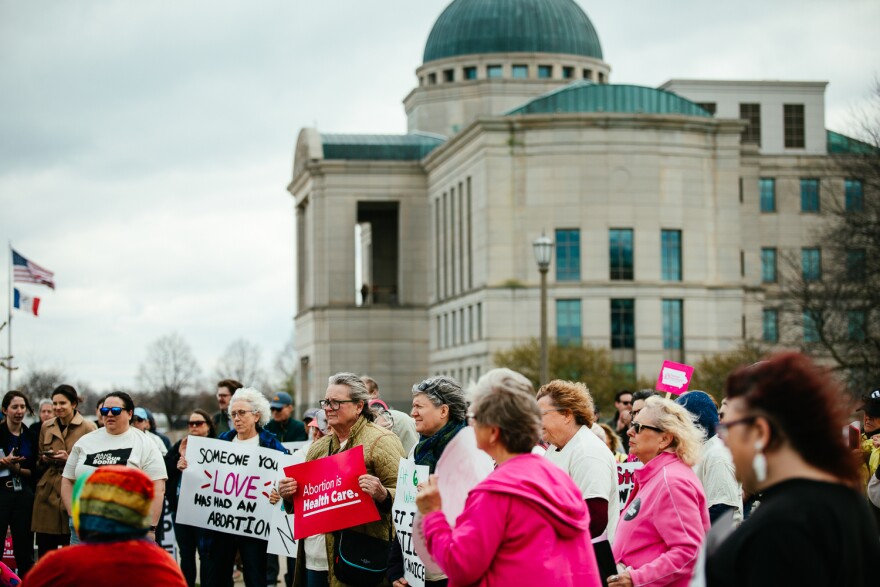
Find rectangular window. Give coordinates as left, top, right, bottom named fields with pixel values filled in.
left=452, top=309, right=457, bottom=345
left=556, top=300, right=582, bottom=346
left=428, top=73, right=437, bottom=85
left=760, top=178, right=776, bottom=212
left=845, top=179, right=864, bottom=212
left=512, top=64, right=528, bottom=79
left=476, top=302, right=482, bottom=340
left=611, top=299, right=635, bottom=349
left=696, top=102, right=716, bottom=115
left=661, top=229, right=682, bottom=281
left=598, top=72, right=606, bottom=83
left=555, top=229, right=581, bottom=281
left=433, top=198, right=440, bottom=298
left=740, top=103, right=761, bottom=145
left=463, top=66, right=477, bottom=80
left=847, top=248, right=866, bottom=282
left=762, top=309, right=778, bottom=343
left=583, top=68, right=593, bottom=80
left=467, top=305, right=473, bottom=342
left=761, top=248, right=777, bottom=283
left=562, top=66, right=574, bottom=79
left=609, top=229, right=634, bottom=280
left=443, top=69, right=454, bottom=83
left=662, top=300, right=684, bottom=350
left=800, top=178, right=819, bottom=212
left=487, top=65, right=503, bottom=79
left=436, top=315, right=441, bottom=349
left=803, top=310, right=820, bottom=343
left=784, top=104, right=805, bottom=148
left=538, top=65, right=553, bottom=79
left=801, top=248, right=821, bottom=281
left=848, top=310, right=867, bottom=342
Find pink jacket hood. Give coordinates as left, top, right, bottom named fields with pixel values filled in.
left=472, top=453, right=590, bottom=538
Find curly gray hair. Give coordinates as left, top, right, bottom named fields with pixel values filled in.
left=228, top=387, right=272, bottom=427
left=328, top=372, right=375, bottom=422
left=412, top=376, right=468, bottom=424
left=468, top=368, right=541, bottom=454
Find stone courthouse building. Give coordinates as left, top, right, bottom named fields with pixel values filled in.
left=288, top=0, right=867, bottom=407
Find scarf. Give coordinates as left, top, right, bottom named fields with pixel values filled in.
left=413, top=420, right=466, bottom=473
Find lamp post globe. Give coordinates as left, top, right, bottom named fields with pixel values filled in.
left=532, top=233, right=553, bottom=386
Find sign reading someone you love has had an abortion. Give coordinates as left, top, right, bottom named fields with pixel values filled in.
left=177, top=436, right=282, bottom=539
left=393, top=459, right=430, bottom=587
left=285, top=444, right=380, bottom=540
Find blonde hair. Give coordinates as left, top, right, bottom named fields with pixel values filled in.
left=598, top=422, right=621, bottom=453
left=641, top=396, right=703, bottom=466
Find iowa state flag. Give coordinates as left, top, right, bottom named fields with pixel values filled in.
left=13, top=288, right=40, bottom=316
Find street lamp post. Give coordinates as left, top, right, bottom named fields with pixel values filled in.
left=532, top=233, right=553, bottom=386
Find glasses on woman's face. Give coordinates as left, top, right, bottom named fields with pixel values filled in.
left=319, top=399, right=356, bottom=411
left=99, top=407, right=124, bottom=417
left=631, top=421, right=664, bottom=434
left=188, top=420, right=208, bottom=428
left=230, top=410, right=255, bottom=420
left=716, top=417, right=757, bottom=441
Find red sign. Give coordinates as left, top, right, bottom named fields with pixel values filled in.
left=284, top=444, right=380, bottom=540
left=3, top=531, right=15, bottom=573
left=655, top=360, right=694, bottom=395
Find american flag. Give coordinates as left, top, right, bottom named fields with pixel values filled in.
left=12, top=249, right=55, bottom=290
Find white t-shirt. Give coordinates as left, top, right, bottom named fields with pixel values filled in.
left=63, top=427, right=168, bottom=481
left=143, top=429, right=168, bottom=456
left=694, top=435, right=743, bottom=523
left=544, top=425, right=619, bottom=543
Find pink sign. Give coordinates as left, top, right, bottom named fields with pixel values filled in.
left=655, top=360, right=694, bottom=395
left=3, top=531, right=14, bottom=573
left=285, top=444, right=380, bottom=539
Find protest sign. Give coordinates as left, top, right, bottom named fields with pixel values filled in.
left=617, top=461, right=643, bottom=511
left=282, top=441, right=310, bottom=454
left=655, top=360, right=694, bottom=396
left=177, top=435, right=285, bottom=539
left=412, top=428, right=494, bottom=575
left=285, top=444, right=380, bottom=540
left=267, top=451, right=307, bottom=557
left=159, top=497, right=177, bottom=558
left=392, top=459, right=430, bottom=587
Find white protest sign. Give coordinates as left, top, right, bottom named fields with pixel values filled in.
left=282, top=441, right=310, bottom=454
left=617, top=461, right=643, bottom=512
left=392, top=459, right=430, bottom=587
left=412, top=428, right=494, bottom=575
left=267, top=451, right=307, bottom=557
left=159, top=497, right=176, bottom=558
left=177, top=435, right=286, bottom=540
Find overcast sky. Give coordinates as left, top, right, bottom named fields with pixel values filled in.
left=1, top=0, right=877, bottom=393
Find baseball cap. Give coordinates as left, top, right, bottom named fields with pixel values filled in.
left=307, top=410, right=329, bottom=434
left=270, top=392, right=293, bottom=409
left=302, top=408, right=320, bottom=423
left=862, top=389, right=880, bottom=417
left=132, top=407, right=149, bottom=420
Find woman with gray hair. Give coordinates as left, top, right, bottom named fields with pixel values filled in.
left=415, top=368, right=602, bottom=587
left=280, top=372, right=405, bottom=587
left=608, top=396, right=709, bottom=587
left=185, top=387, right=289, bottom=587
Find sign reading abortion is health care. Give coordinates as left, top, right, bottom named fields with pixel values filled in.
left=177, top=436, right=283, bottom=539
left=285, top=444, right=380, bottom=540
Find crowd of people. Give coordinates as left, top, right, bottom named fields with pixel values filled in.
left=0, top=351, right=878, bottom=586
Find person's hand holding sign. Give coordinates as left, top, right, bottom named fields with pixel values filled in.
left=415, top=474, right=442, bottom=515
left=278, top=477, right=298, bottom=499
left=358, top=474, right=388, bottom=502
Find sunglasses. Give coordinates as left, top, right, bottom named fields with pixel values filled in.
left=99, top=407, right=125, bottom=417
left=631, top=422, right=664, bottom=434
left=416, top=379, right=447, bottom=403
left=188, top=420, right=208, bottom=427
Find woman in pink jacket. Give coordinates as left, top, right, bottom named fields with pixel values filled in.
left=609, top=396, right=709, bottom=587
left=416, top=368, right=602, bottom=587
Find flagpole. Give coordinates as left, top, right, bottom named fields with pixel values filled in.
left=7, top=242, right=12, bottom=392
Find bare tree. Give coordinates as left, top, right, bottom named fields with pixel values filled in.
left=138, top=333, right=201, bottom=422
left=777, top=83, right=880, bottom=394
left=214, top=338, right=268, bottom=390
left=16, top=366, right=67, bottom=400
left=272, top=334, right=297, bottom=400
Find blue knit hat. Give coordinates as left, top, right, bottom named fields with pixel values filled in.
left=675, top=391, right=719, bottom=439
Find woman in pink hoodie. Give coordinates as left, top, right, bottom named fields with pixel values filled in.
left=610, top=396, right=709, bottom=587
left=416, top=368, right=602, bottom=587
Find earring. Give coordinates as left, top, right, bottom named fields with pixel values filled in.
left=752, top=442, right=767, bottom=484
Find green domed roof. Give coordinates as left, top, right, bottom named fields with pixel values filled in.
left=424, top=0, right=603, bottom=63
left=506, top=82, right=712, bottom=117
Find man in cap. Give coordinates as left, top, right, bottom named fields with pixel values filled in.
left=860, top=388, right=880, bottom=486
left=264, top=391, right=307, bottom=443
left=132, top=407, right=168, bottom=456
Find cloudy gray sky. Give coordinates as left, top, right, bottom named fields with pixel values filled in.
left=1, top=0, right=877, bottom=392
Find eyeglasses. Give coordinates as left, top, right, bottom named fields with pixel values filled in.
left=319, top=399, right=357, bottom=410
left=188, top=420, right=207, bottom=428
left=270, top=407, right=282, bottom=412
left=631, top=422, right=664, bottom=434
left=620, top=400, right=632, bottom=406
left=132, top=417, right=145, bottom=423
left=716, top=417, right=757, bottom=441
left=99, top=407, right=124, bottom=417
left=229, top=410, right=256, bottom=419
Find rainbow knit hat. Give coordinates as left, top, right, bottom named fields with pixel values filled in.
left=74, top=465, right=154, bottom=540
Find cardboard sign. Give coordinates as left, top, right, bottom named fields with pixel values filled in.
left=392, top=459, right=430, bottom=587
left=177, top=436, right=286, bottom=540
left=655, top=360, right=695, bottom=395
left=285, top=444, right=380, bottom=540
left=267, top=451, right=307, bottom=557
left=617, top=461, right=643, bottom=512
